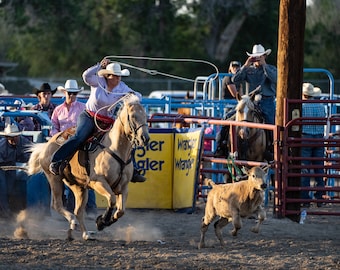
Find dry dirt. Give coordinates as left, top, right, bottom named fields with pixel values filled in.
left=0, top=200, right=339, bottom=270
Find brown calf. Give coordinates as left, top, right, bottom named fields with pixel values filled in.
left=198, top=166, right=267, bottom=249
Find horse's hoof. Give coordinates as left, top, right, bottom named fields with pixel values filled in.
left=96, top=216, right=106, bottom=231
left=198, top=242, right=205, bottom=249
left=83, top=231, right=96, bottom=241
left=96, top=215, right=117, bottom=231
left=66, top=229, right=74, bottom=241
left=96, top=216, right=107, bottom=231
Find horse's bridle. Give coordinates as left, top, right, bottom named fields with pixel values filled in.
left=238, top=107, right=263, bottom=142
left=119, top=104, right=148, bottom=146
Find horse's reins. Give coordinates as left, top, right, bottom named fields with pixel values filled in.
left=92, top=94, right=147, bottom=188
left=239, top=119, right=264, bottom=144
left=92, top=94, right=129, bottom=132
left=118, top=105, right=148, bottom=145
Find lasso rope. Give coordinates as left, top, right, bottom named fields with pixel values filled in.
left=226, top=154, right=244, bottom=182
left=103, top=55, right=220, bottom=82
left=93, top=94, right=131, bottom=132
left=93, top=55, right=220, bottom=131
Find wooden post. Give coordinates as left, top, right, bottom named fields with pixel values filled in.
left=276, top=0, right=306, bottom=221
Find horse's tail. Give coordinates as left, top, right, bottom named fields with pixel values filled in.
left=205, top=178, right=216, bottom=188
left=27, top=143, right=46, bottom=175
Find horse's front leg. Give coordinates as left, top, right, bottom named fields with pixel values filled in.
left=113, top=189, right=128, bottom=221
left=95, top=193, right=124, bottom=231
left=91, top=180, right=117, bottom=231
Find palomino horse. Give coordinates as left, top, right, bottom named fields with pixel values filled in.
left=27, top=94, right=150, bottom=240
left=234, top=90, right=266, bottom=161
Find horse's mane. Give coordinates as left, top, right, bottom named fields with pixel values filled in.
left=124, top=93, right=140, bottom=105
left=113, top=93, right=141, bottom=117
left=236, top=95, right=255, bottom=112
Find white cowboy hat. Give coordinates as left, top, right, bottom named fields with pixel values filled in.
left=0, top=123, right=22, bottom=137
left=57, top=79, right=84, bottom=93
left=98, top=63, right=130, bottom=77
left=246, top=44, right=272, bottom=57
left=10, top=99, right=32, bottom=110
left=302, top=82, right=315, bottom=97
left=313, top=87, right=322, bottom=97
left=13, top=99, right=33, bottom=109
left=0, top=83, right=9, bottom=95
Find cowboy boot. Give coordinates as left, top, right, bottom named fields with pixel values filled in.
left=214, top=125, right=230, bottom=158
left=263, top=130, right=274, bottom=161
left=49, top=160, right=68, bottom=175
left=131, top=168, right=146, bottom=183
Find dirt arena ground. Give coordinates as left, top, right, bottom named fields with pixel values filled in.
left=0, top=200, right=339, bottom=270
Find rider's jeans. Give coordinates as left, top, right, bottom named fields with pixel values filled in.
left=52, top=110, right=96, bottom=162
left=258, top=96, right=275, bottom=124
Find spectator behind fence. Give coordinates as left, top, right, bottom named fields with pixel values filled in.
left=214, top=60, right=242, bottom=157
left=51, top=80, right=86, bottom=136
left=0, top=123, right=32, bottom=218
left=300, top=83, right=326, bottom=208
left=51, top=79, right=97, bottom=218
left=222, top=60, right=243, bottom=100
left=13, top=100, right=35, bottom=131
left=31, top=83, right=57, bottom=131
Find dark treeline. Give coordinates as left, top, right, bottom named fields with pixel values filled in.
left=0, top=0, right=339, bottom=90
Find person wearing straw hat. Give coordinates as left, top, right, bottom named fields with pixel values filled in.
left=313, top=86, right=322, bottom=99
left=51, top=79, right=85, bottom=136
left=0, top=123, right=32, bottom=217
left=301, top=82, right=326, bottom=207
left=232, top=44, right=277, bottom=160
left=49, top=58, right=146, bottom=183
left=50, top=79, right=97, bottom=217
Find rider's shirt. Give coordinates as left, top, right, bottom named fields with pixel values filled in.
left=82, top=64, right=142, bottom=118
left=232, top=64, right=277, bottom=97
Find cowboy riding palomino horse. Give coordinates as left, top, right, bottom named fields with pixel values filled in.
left=27, top=94, right=150, bottom=240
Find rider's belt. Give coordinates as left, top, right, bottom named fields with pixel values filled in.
left=261, top=95, right=274, bottom=99
left=86, top=110, right=115, bottom=125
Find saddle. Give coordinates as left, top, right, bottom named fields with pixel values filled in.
left=56, top=127, right=107, bottom=148
left=55, top=126, right=108, bottom=176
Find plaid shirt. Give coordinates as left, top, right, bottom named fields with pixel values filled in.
left=302, top=103, right=326, bottom=135
left=31, top=102, right=57, bottom=131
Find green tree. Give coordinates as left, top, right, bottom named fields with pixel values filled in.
left=0, top=0, right=281, bottom=81
left=305, top=0, right=340, bottom=78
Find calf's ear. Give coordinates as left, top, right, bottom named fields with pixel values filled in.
left=243, top=166, right=250, bottom=175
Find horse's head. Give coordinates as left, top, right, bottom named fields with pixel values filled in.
left=118, top=94, right=150, bottom=147
left=235, top=95, right=258, bottom=140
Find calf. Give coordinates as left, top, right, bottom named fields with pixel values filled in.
left=198, top=166, right=267, bottom=249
